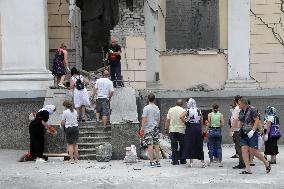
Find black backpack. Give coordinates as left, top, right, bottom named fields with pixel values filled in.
left=75, top=76, right=84, bottom=90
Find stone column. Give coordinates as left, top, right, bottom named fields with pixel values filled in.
left=0, top=0, right=53, bottom=97
left=224, top=0, right=259, bottom=90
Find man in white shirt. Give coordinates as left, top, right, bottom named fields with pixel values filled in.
left=93, top=70, right=114, bottom=127
left=230, top=95, right=245, bottom=169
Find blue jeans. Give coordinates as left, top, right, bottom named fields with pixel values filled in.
left=208, top=128, right=222, bottom=161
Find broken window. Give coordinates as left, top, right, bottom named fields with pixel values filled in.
left=165, top=0, right=219, bottom=50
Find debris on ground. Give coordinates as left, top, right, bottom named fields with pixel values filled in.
left=96, top=143, right=112, bottom=162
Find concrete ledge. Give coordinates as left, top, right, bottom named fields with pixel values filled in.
left=0, top=90, right=48, bottom=99
left=138, top=88, right=284, bottom=98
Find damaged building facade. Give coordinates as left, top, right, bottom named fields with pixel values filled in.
left=46, top=0, right=284, bottom=90
left=1, top=0, right=284, bottom=150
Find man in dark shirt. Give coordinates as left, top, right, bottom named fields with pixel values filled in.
left=105, top=37, right=123, bottom=88
left=238, top=98, right=270, bottom=174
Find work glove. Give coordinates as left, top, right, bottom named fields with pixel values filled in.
left=264, top=134, right=269, bottom=141
left=109, top=50, right=114, bottom=54
left=247, top=130, right=255, bottom=138
left=139, top=129, right=144, bottom=138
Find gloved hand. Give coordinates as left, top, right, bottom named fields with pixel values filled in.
left=264, top=134, right=269, bottom=141
left=139, top=129, right=144, bottom=138
left=109, top=50, right=114, bottom=54
left=47, top=125, right=57, bottom=135
left=247, top=130, right=255, bottom=138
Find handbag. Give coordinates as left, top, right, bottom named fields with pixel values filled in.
left=269, top=124, right=281, bottom=139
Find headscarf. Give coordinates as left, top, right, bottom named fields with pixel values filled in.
left=265, top=106, right=277, bottom=116
left=39, top=105, right=56, bottom=115
left=186, top=98, right=196, bottom=109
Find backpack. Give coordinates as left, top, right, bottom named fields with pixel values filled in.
left=75, top=76, right=84, bottom=90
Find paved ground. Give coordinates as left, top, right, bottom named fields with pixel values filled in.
left=0, top=146, right=283, bottom=189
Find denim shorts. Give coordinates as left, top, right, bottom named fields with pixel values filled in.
left=240, top=131, right=258, bottom=149
left=96, top=98, right=110, bottom=116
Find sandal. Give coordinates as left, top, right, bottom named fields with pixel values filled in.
left=58, top=84, right=67, bottom=89
left=266, top=162, right=271, bottom=173
left=240, top=171, right=252, bottom=174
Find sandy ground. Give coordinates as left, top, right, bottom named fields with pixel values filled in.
left=0, top=146, right=283, bottom=189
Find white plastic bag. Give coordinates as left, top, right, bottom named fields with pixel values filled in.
left=258, top=135, right=265, bottom=152
left=124, top=145, right=138, bottom=163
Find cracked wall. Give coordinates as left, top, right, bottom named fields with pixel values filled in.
left=250, top=0, right=284, bottom=88
left=110, top=0, right=147, bottom=89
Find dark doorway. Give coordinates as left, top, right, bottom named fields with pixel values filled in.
left=76, top=0, right=120, bottom=71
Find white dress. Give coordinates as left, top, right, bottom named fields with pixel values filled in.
left=71, top=75, right=90, bottom=108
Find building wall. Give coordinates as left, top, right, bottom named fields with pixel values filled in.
left=159, top=53, right=228, bottom=90
left=47, top=0, right=71, bottom=49
left=0, top=99, right=44, bottom=149
left=219, top=0, right=228, bottom=49
left=165, top=0, right=219, bottom=49
left=250, top=0, right=284, bottom=89
left=121, top=37, right=147, bottom=89
left=47, top=0, right=77, bottom=71
left=0, top=14, right=2, bottom=70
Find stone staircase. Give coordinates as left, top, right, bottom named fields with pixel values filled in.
left=78, top=121, right=111, bottom=160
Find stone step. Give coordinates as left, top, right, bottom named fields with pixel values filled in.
left=80, top=121, right=110, bottom=127
left=79, top=136, right=111, bottom=143
left=78, top=148, right=96, bottom=155
left=79, top=154, right=97, bottom=160
left=77, top=142, right=106, bottom=149
left=79, top=131, right=111, bottom=138
left=79, top=126, right=111, bottom=132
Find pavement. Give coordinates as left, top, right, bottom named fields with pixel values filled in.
left=0, top=146, right=283, bottom=189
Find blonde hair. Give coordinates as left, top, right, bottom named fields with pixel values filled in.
left=60, top=43, right=67, bottom=49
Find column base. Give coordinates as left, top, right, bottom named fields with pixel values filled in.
left=224, top=79, right=260, bottom=90
left=0, top=70, right=54, bottom=98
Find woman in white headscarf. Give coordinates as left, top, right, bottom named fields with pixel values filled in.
left=28, top=105, right=56, bottom=162
left=180, top=98, right=206, bottom=168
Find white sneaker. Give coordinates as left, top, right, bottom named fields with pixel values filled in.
left=35, top=158, right=47, bottom=163
left=144, top=162, right=156, bottom=168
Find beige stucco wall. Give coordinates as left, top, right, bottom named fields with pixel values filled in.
left=250, top=0, right=284, bottom=88
left=0, top=14, right=2, bottom=70
left=47, top=0, right=71, bottom=49
left=219, top=0, right=228, bottom=49
left=157, top=0, right=166, bottom=51
left=159, top=54, right=228, bottom=90
left=121, top=37, right=147, bottom=89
